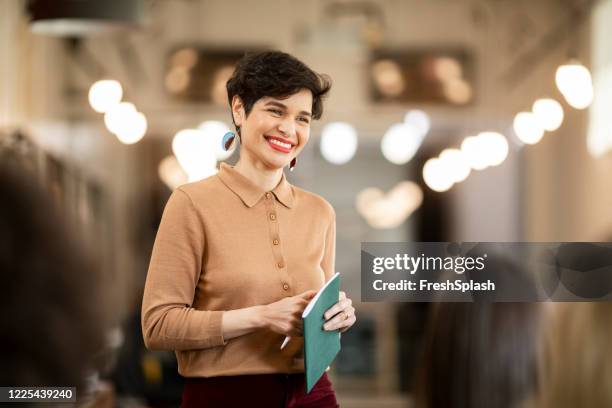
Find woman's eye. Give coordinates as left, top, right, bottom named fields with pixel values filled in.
left=298, top=117, right=310, bottom=124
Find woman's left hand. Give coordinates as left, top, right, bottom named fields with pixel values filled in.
left=323, top=291, right=356, bottom=333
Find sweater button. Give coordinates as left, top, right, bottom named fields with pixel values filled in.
left=277, top=261, right=285, bottom=269
left=269, top=213, right=276, bottom=221
left=265, top=192, right=272, bottom=199
left=273, top=239, right=280, bottom=245
left=283, top=283, right=290, bottom=290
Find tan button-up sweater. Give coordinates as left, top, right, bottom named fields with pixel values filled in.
left=141, top=162, right=336, bottom=377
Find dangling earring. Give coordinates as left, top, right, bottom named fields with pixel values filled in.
left=289, top=157, right=297, bottom=172
left=222, top=131, right=236, bottom=151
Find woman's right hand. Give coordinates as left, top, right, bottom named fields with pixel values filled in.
left=261, top=290, right=317, bottom=336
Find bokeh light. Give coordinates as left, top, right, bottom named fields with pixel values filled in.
left=381, top=122, right=424, bottom=165
left=555, top=61, right=594, bottom=110
left=433, top=57, right=462, bottom=82
left=513, top=112, right=545, bottom=145
left=371, top=59, right=405, bottom=97
left=443, top=78, right=472, bottom=105
left=403, top=110, right=431, bottom=136
left=197, top=120, right=233, bottom=160
left=88, top=80, right=123, bottom=113
left=460, top=135, right=489, bottom=170
left=356, top=182, right=423, bottom=229
left=478, top=131, right=509, bottom=167
left=165, top=66, right=191, bottom=94
left=532, top=98, right=564, bottom=132
left=170, top=48, right=198, bottom=69
left=104, top=102, right=136, bottom=135
left=422, top=158, right=454, bottom=192
left=320, top=122, right=358, bottom=165
left=114, top=111, right=147, bottom=145
left=438, top=148, right=471, bottom=183
left=172, top=129, right=218, bottom=182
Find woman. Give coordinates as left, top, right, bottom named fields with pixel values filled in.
left=142, top=51, right=356, bottom=407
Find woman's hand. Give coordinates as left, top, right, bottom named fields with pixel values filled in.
left=261, top=290, right=317, bottom=336
left=323, top=291, right=356, bottom=333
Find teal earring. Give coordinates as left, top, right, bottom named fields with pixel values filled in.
left=222, top=131, right=236, bottom=151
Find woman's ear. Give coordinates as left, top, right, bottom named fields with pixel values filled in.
left=231, top=96, right=245, bottom=127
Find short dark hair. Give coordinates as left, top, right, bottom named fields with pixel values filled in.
left=226, top=51, right=332, bottom=131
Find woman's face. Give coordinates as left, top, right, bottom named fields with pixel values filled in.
left=233, top=89, right=313, bottom=170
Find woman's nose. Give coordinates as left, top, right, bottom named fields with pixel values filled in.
left=277, top=117, right=296, bottom=137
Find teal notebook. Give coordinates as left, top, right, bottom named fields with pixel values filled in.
left=302, top=272, right=341, bottom=393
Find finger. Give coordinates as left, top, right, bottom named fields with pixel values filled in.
left=324, top=299, right=350, bottom=320
left=292, top=319, right=304, bottom=335
left=295, top=298, right=312, bottom=311
left=326, top=306, right=355, bottom=330
left=323, top=311, right=347, bottom=331
left=293, top=307, right=306, bottom=317
left=298, top=290, right=317, bottom=299
left=336, top=312, right=356, bottom=331
left=323, top=302, right=341, bottom=320
left=339, top=315, right=356, bottom=333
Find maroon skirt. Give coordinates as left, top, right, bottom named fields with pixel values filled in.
left=181, top=372, right=339, bottom=408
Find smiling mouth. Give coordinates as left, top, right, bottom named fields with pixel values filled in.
left=264, top=135, right=294, bottom=153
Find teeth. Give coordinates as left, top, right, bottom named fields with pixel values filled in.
left=268, top=138, right=291, bottom=149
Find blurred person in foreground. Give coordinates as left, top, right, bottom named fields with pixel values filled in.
left=532, top=302, right=612, bottom=408
left=142, top=51, right=356, bottom=407
left=414, top=301, right=543, bottom=408
left=0, top=160, right=107, bottom=403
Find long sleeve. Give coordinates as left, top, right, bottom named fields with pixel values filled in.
left=320, top=209, right=336, bottom=282
left=139, top=165, right=340, bottom=377
left=141, top=188, right=226, bottom=351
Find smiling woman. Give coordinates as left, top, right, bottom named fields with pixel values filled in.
left=141, top=51, right=354, bottom=408
left=225, top=51, right=331, bottom=172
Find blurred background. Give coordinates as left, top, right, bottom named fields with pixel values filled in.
left=2, top=0, right=612, bottom=407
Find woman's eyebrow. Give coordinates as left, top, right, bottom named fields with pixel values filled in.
left=265, top=101, right=312, bottom=117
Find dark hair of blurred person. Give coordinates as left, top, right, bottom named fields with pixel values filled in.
left=414, top=302, right=543, bottom=408
left=532, top=302, right=612, bottom=408
left=0, top=160, right=106, bottom=392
